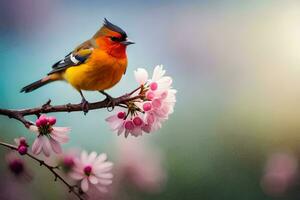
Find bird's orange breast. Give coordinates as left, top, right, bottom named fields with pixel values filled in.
left=63, top=49, right=127, bottom=91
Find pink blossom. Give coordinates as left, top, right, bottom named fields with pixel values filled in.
left=6, top=152, right=32, bottom=181
left=116, top=138, right=166, bottom=193
left=69, top=151, right=113, bottom=193
left=6, top=152, right=25, bottom=176
left=56, top=149, right=79, bottom=174
left=14, top=137, right=29, bottom=155
left=29, top=115, right=70, bottom=157
left=261, top=152, right=298, bottom=196
left=106, top=65, right=176, bottom=137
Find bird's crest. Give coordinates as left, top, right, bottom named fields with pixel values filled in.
left=103, top=18, right=127, bottom=39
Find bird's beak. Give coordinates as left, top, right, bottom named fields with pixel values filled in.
left=121, top=39, right=135, bottom=46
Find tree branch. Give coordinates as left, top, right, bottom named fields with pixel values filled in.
left=0, top=141, right=84, bottom=200
left=0, top=88, right=143, bottom=128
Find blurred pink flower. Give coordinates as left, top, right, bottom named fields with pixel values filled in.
left=6, top=152, right=32, bottom=181
left=56, top=149, right=80, bottom=174
left=106, top=65, right=176, bottom=137
left=261, top=152, right=298, bottom=196
left=116, top=138, right=167, bottom=193
left=69, top=151, right=113, bottom=193
left=29, top=115, right=70, bottom=157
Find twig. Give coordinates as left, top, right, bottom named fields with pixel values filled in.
left=0, top=88, right=143, bottom=128
left=0, top=141, right=84, bottom=200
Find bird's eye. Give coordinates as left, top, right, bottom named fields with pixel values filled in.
left=110, top=37, right=120, bottom=42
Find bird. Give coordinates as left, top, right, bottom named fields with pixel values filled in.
left=20, top=18, right=134, bottom=114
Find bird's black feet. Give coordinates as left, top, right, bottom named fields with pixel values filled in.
left=99, top=91, right=116, bottom=111
left=81, top=98, right=89, bottom=115
left=78, top=90, right=89, bottom=115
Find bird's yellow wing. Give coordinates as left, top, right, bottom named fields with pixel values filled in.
left=48, top=39, right=97, bottom=75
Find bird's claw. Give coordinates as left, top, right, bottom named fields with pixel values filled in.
left=105, top=95, right=116, bottom=112
left=100, top=91, right=116, bottom=111
left=81, top=99, right=89, bottom=115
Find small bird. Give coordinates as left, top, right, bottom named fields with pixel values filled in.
left=21, top=18, right=134, bottom=113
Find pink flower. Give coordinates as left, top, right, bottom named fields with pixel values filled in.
left=116, top=138, right=166, bottom=193
left=29, top=115, right=70, bottom=157
left=14, top=137, right=29, bottom=155
left=69, top=151, right=113, bottom=193
left=6, top=151, right=32, bottom=181
left=106, top=65, right=176, bottom=137
left=56, top=149, right=80, bottom=174
left=6, top=152, right=25, bottom=176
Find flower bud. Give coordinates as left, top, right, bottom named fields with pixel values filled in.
left=47, top=116, right=56, bottom=125
left=146, top=91, right=155, bottom=100
left=150, top=82, right=158, bottom=91
left=117, top=112, right=126, bottom=119
left=143, top=102, right=152, bottom=112
left=35, top=119, right=41, bottom=127
left=18, top=146, right=27, bottom=155
left=39, top=116, right=48, bottom=126
left=19, top=137, right=27, bottom=146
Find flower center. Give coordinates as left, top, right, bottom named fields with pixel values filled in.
left=84, top=165, right=92, bottom=176
left=38, top=125, right=52, bottom=136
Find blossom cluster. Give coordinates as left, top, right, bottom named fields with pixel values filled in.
left=29, top=114, right=70, bottom=157
left=106, top=65, right=176, bottom=137
left=2, top=65, right=175, bottom=199
left=11, top=114, right=114, bottom=194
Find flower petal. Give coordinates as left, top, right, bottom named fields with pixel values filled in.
left=29, top=125, right=39, bottom=134
left=94, top=153, right=107, bottom=166
left=41, top=136, right=51, bottom=157
left=81, top=178, right=89, bottom=192
left=51, top=127, right=70, bottom=143
left=32, top=137, right=42, bottom=155
left=96, top=173, right=113, bottom=179
left=134, top=68, right=148, bottom=85
left=98, top=179, right=113, bottom=185
left=69, top=171, right=84, bottom=180
left=49, top=138, right=62, bottom=153
left=95, top=185, right=108, bottom=193
left=81, top=151, right=88, bottom=164
left=152, top=65, right=165, bottom=81
left=89, top=175, right=99, bottom=184
left=94, top=162, right=113, bottom=172
left=52, top=127, right=70, bottom=134
left=105, top=115, right=117, bottom=122
left=14, top=138, right=20, bottom=145
left=87, top=151, right=97, bottom=164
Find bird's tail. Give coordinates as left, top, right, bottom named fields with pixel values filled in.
left=20, top=75, right=58, bottom=93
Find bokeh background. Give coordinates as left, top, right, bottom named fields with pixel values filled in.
left=1, top=0, right=300, bottom=199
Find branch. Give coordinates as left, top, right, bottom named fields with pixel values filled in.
left=0, top=141, right=84, bottom=200
left=0, top=88, right=143, bottom=128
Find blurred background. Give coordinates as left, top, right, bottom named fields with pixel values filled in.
left=1, top=0, right=300, bottom=199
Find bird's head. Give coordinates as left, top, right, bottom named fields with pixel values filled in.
left=94, top=18, right=134, bottom=58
